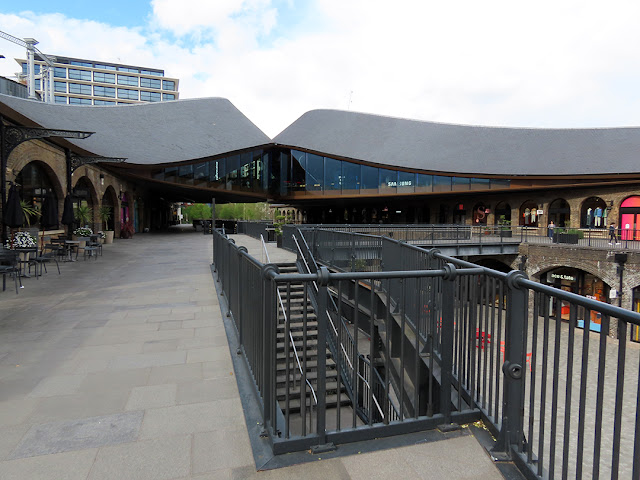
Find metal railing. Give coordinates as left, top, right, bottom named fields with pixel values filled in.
left=277, top=223, right=640, bottom=252
left=213, top=227, right=640, bottom=478
left=261, top=235, right=318, bottom=435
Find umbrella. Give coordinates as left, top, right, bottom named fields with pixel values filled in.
left=61, top=194, right=75, bottom=226
left=40, top=191, right=59, bottom=229
left=3, top=184, right=25, bottom=228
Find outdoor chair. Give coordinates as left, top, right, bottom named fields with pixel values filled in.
left=77, top=237, right=98, bottom=261
left=49, top=238, right=68, bottom=261
left=88, top=234, right=103, bottom=257
left=0, top=249, right=22, bottom=294
left=33, top=244, right=61, bottom=276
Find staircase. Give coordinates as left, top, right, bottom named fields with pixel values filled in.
left=274, top=263, right=352, bottom=434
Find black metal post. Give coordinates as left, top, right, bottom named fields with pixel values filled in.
left=0, top=116, right=6, bottom=246
left=439, top=265, right=456, bottom=428
left=211, top=197, right=215, bottom=263
left=492, top=270, right=528, bottom=460
left=311, top=266, right=336, bottom=453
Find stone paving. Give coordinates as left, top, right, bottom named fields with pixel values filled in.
left=0, top=227, right=504, bottom=479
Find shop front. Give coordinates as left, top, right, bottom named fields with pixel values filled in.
left=542, top=267, right=609, bottom=332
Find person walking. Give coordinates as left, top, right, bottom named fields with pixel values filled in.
left=548, top=221, right=555, bottom=239
left=609, top=222, right=620, bottom=244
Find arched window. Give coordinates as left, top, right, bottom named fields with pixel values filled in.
left=472, top=203, right=488, bottom=225
left=620, top=196, right=640, bottom=240
left=15, top=161, right=58, bottom=229
left=548, top=198, right=570, bottom=228
left=581, top=196, right=607, bottom=228
left=519, top=201, right=538, bottom=227
left=494, top=201, right=511, bottom=226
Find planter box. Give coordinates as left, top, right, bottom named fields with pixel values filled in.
left=499, top=230, right=512, bottom=238
left=554, top=233, right=579, bottom=244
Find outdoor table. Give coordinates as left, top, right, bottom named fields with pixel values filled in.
left=64, top=240, right=80, bottom=262
left=15, top=247, right=37, bottom=277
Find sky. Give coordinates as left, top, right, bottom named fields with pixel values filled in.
left=2, top=0, right=640, bottom=138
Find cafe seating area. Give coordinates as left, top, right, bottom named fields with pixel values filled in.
left=1, top=228, right=107, bottom=294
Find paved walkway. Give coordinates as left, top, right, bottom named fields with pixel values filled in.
left=0, top=228, right=504, bottom=479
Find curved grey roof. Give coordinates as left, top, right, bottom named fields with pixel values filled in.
left=273, top=109, right=640, bottom=176
left=0, top=94, right=271, bottom=165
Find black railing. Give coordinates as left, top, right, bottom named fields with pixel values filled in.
left=213, top=227, right=640, bottom=478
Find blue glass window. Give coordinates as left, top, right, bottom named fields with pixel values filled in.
left=194, top=162, right=209, bottom=185
left=140, top=77, right=161, bottom=89
left=54, top=67, right=66, bottom=78
left=397, top=171, right=415, bottom=194
left=226, top=155, right=240, bottom=190
left=118, top=66, right=139, bottom=73
left=118, top=75, right=138, bottom=86
left=361, top=165, right=379, bottom=192
left=68, top=97, right=91, bottom=105
left=452, top=177, right=470, bottom=191
left=117, top=88, right=138, bottom=100
left=69, top=83, right=92, bottom=95
left=141, top=69, right=163, bottom=76
left=94, top=100, right=115, bottom=105
left=342, top=162, right=360, bottom=192
left=95, top=64, right=117, bottom=71
left=324, top=157, right=342, bottom=192
left=140, top=91, right=161, bottom=102
left=164, top=167, right=177, bottom=182
left=290, top=151, right=305, bottom=192
left=305, top=153, right=323, bottom=192
left=490, top=178, right=510, bottom=189
left=54, top=95, right=67, bottom=104
left=68, top=69, right=91, bottom=81
left=71, top=60, right=92, bottom=67
left=162, top=93, right=175, bottom=101
left=35, top=79, right=41, bottom=90
left=162, top=80, right=176, bottom=90
left=379, top=169, right=397, bottom=194
left=178, top=164, right=193, bottom=184
left=54, top=81, right=67, bottom=93
left=94, top=72, right=115, bottom=84
left=416, top=174, right=433, bottom=193
left=433, top=176, right=452, bottom=192
left=94, top=86, right=116, bottom=98
left=470, top=178, right=490, bottom=190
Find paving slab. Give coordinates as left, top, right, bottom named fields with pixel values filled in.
left=10, top=411, right=143, bottom=459
left=0, top=228, right=510, bottom=480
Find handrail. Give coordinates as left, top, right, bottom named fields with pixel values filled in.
left=262, top=235, right=318, bottom=408
left=293, top=232, right=386, bottom=421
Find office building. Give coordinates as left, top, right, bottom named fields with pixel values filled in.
left=15, top=54, right=179, bottom=105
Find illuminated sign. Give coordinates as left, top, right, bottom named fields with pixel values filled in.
left=551, top=273, right=576, bottom=281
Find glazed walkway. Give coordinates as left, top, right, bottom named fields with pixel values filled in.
left=0, top=227, right=505, bottom=479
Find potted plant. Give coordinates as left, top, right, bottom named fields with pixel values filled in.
left=497, top=215, right=512, bottom=238
left=75, top=204, right=93, bottom=230
left=98, top=206, right=114, bottom=244
left=20, top=200, right=41, bottom=227
left=120, top=220, right=134, bottom=239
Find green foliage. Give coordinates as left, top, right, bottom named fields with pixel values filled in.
left=497, top=215, right=511, bottom=230
left=214, top=203, right=270, bottom=221
left=98, top=206, right=112, bottom=230
left=183, top=203, right=212, bottom=222
left=20, top=200, right=41, bottom=227
left=75, top=204, right=93, bottom=226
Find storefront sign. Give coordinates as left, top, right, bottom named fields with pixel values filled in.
left=551, top=273, right=576, bottom=281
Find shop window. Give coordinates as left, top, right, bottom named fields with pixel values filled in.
left=581, top=196, right=607, bottom=228
left=473, top=203, right=488, bottom=225
left=620, top=196, right=640, bottom=241
left=520, top=201, right=539, bottom=227
left=548, top=198, right=570, bottom=228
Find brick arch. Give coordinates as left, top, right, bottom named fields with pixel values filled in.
left=101, top=185, right=120, bottom=228
left=530, top=260, right=617, bottom=290
left=8, top=142, right=66, bottom=192
left=14, top=159, right=66, bottom=203
left=72, top=176, right=100, bottom=209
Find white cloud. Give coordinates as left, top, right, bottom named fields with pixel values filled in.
left=2, top=1, right=640, bottom=137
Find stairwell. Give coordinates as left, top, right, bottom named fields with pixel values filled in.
left=274, top=263, right=354, bottom=436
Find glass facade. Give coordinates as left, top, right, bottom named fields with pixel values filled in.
left=94, top=86, right=116, bottom=98
left=148, top=147, right=513, bottom=198
left=69, top=83, right=92, bottom=95
left=140, top=91, right=162, bottom=102
left=94, top=72, right=116, bottom=84
left=140, top=77, right=162, bottom=89
left=118, top=75, right=138, bottom=86
left=69, top=68, right=92, bottom=81
left=163, top=80, right=176, bottom=90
